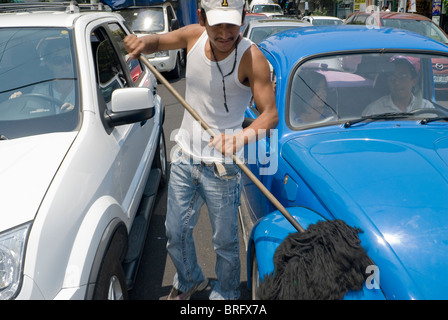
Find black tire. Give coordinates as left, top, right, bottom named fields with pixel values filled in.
left=167, top=53, right=181, bottom=79
left=251, top=250, right=260, bottom=300
left=93, top=228, right=128, bottom=300
left=153, top=128, right=167, bottom=188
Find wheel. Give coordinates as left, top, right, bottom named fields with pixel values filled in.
left=93, top=228, right=128, bottom=300
left=167, top=53, right=181, bottom=79
left=251, top=250, right=260, bottom=300
left=153, top=128, right=167, bottom=188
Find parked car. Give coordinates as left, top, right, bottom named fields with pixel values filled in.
left=0, top=1, right=166, bottom=300
left=241, top=25, right=448, bottom=299
left=249, top=2, right=283, bottom=17
left=344, top=11, right=448, bottom=44
left=345, top=12, right=448, bottom=102
left=242, top=18, right=311, bottom=44
left=119, top=2, right=183, bottom=78
left=301, top=15, right=343, bottom=25
left=240, top=12, right=268, bottom=33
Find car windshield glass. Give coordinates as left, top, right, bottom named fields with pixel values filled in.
left=382, top=19, right=448, bottom=44
left=0, top=27, right=79, bottom=139
left=249, top=24, right=302, bottom=43
left=253, top=5, right=282, bottom=14
left=313, top=19, right=343, bottom=25
left=288, top=52, right=448, bottom=129
left=120, top=8, right=165, bottom=33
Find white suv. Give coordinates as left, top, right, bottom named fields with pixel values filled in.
left=0, top=1, right=167, bottom=300
left=120, top=2, right=184, bottom=78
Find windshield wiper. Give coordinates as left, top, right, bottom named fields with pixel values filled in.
left=420, top=116, right=448, bottom=124
left=343, top=112, right=413, bottom=128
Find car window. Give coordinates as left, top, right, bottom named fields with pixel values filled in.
left=0, top=27, right=79, bottom=139
left=382, top=19, right=448, bottom=44
left=107, top=22, right=143, bottom=84
left=119, top=7, right=165, bottom=33
left=288, top=52, right=448, bottom=129
left=248, top=25, right=303, bottom=43
left=353, top=14, right=368, bottom=25
left=91, top=27, right=127, bottom=106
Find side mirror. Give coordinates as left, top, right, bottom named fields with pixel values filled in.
left=106, top=87, right=155, bottom=126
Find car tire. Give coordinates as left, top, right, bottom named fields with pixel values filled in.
left=92, top=227, right=129, bottom=300
left=167, top=53, right=181, bottom=79
left=251, top=250, right=260, bottom=300
left=153, top=128, right=167, bottom=188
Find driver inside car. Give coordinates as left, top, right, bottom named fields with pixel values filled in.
left=362, top=56, right=434, bottom=116
left=9, top=36, right=75, bottom=114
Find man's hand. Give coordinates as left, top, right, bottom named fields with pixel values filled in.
left=124, top=35, right=146, bottom=60
left=61, top=102, right=74, bottom=112
left=208, top=131, right=245, bottom=157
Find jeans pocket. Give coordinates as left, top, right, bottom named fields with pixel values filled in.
left=213, top=163, right=241, bottom=180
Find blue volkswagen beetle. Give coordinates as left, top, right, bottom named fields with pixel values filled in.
left=240, top=25, right=448, bottom=300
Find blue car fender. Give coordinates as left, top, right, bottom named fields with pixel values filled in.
left=247, top=206, right=325, bottom=282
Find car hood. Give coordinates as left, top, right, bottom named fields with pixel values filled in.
left=0, top=133, right=77, bottom=231
left=282, top=125, right=448, bottom=299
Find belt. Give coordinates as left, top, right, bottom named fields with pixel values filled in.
left=178, top=149, right=227, bottom=176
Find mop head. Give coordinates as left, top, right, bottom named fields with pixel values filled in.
left=258, top=219, right=374, bottom=300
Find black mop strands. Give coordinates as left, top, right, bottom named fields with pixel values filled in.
left=258, top=219, right=374, bottom=300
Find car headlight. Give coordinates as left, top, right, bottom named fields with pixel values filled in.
left=0, top=223, right=31, bottom=300
left=154, top=50, right=169, bottom=57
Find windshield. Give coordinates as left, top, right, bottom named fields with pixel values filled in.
left=382, top=19, right=448, bottom=44
left=288, top=52, right=448, bottom=129
left=253, top=4, right=283, bottom=14
left=248, top=24, right=302, bottom=43
left=313, top=19, right=343, bottom=26
left=120, top=8, right=165, bottom=33
left=0, top=28, right=79, bottom=139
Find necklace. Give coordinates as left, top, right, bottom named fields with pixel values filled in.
left=209, top=35, right=239, bottom=113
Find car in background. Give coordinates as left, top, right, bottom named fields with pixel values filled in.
left=241, top=25, right=448, bottom=299
left=0, top=1, right=166, bottom=300
left=241, top=18, right=311, bottom=44
left=345, top=12, right=448, bottom=97
left=344, top=11, right=448, bottom=44
left=249, top=2, right=283, bottom=17
left=301, top=15, right=343, bottom=25
left=119, top=2, right=183, bottom=78
left=240, top=12, right=268, bottom=33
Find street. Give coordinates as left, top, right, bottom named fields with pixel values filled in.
left=129, top=70, right=250, bottom=300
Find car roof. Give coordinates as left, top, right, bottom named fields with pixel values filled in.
left=0, top=2, right=119, bottom=28
left=349, top=11, right=431, bottom=21
left=259, top=25, right=448, bottom=70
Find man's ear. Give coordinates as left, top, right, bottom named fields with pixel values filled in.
left=198, top=8, right=206, bottom=26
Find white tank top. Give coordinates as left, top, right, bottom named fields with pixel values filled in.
left=175, top=31, right=253, bottom=163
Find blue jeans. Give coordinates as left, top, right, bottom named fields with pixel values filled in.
left=166, top=150, right=242, bottom=300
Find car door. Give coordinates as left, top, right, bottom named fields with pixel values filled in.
left=91, top=22, right=156, bottom=217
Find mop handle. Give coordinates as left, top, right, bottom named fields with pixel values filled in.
left=139, top=56, right=305, bottom=233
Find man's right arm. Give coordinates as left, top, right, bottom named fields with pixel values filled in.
left=124, top=24, right=204, bottom=60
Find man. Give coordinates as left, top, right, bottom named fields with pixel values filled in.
left=363, top=57, right=433, bottom=116
left=124, top=0, right=278, bottom=300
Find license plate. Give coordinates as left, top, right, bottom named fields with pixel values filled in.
left=434, top=75, right=448, bottom=83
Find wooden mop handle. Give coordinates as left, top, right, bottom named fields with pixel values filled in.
left=140, top=56, right=305, bottom=233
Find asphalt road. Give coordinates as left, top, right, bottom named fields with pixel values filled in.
left=128, top=69, right=250, bottom=300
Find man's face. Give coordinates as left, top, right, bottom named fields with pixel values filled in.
left=199, top=10, right=242, bottom=54
left=388, top=63, right=418, bottom=101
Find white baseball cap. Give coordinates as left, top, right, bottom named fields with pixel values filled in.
left=201, top=0, right=245, bottom=26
